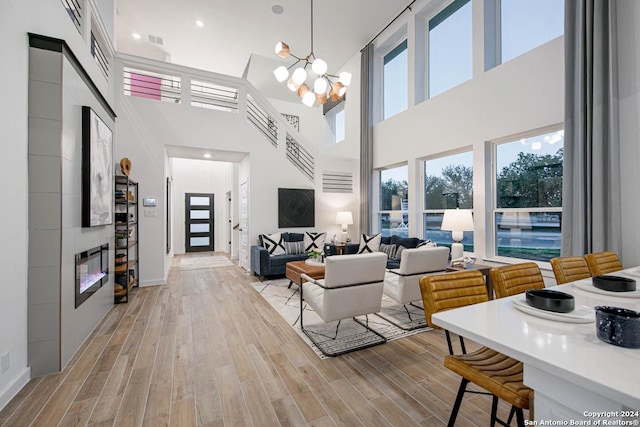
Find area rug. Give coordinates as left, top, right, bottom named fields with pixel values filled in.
left=179, top=256, right=234, bottom=270
left=251, top=278, right=429, bottom=358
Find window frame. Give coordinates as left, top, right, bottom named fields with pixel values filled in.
left=382, top=39, right=409, bottom=120
left=490, top=125, right=564, bottom=264
left=491, top=0, right=564, bottom=67
left=422, top=149, right=474, bottom=251
left=427, top=0, right=473, bottom=99
left=325, top=101, right=346, bottom=145
left=376, top=164, right=410, bottom=238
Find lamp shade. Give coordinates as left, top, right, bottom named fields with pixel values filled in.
left=273, top=66, right=289, bottom=82
left=335, top=211, right=353, bottom=226
left=441, top=209, right=474, bottom=232
left=338, top=71, right=352, bottom=86
left=301, top=91, right=315, bottom=106
left=275, top=41, right=290, bottom=58
left=311, top=58, right=327, bottom=75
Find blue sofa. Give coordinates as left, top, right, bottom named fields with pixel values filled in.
left=251, top=232, right=310, bottom=277
left=325, top=235, right=426, bottom=269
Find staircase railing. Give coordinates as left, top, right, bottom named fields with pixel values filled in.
left=115, top=53, right=316, bottom=181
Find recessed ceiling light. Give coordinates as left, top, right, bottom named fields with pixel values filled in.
left=203, top=153, right=212, bottom=158
left=132, top=32, right=141, bottom=40
left=196, top=20, right=204, bottom=27
left=272, top=4, right=284, bottom=14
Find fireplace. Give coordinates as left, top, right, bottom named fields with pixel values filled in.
left=75, top=243, right=109, bottom=308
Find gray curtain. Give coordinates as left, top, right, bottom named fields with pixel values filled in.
left=562, top=0, right=621, bottom=256
left=360, top=43, right=374, bottom=235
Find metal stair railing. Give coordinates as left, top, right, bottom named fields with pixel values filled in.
left=116, top=53, right=316, bottom=181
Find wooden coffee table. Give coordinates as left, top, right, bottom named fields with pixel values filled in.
left=285, top=260, right=325, bottom=288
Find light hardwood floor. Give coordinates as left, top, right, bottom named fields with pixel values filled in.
left=0, top=254, right=523, bottom=426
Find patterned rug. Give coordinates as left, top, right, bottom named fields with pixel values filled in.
left=251, top=278, right=429, bottom=358
left=179, top=256, right=234, bottom=270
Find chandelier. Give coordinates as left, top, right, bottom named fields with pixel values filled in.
left=273, top=0, right=352, bottom=107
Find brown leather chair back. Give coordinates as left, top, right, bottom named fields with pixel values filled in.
left=550, top=256, right=591, bottom=284
left=419, top=270, right=488, bottom=328
left=490, top=262, right=544, bottom=298
left=584, top=251, right=623, bottom=275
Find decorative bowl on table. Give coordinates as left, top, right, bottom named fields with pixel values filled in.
left=595, top=306, right=640, bottom=349
left=525, top=289, right=575, bottom=313
left=592, top=275, right=636, bottom=292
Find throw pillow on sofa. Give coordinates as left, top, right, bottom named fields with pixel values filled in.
left=304, top=232, right=326, bottom=252
left=379, top=243, right=397, bottom=259
left=262, top=232, right=285, bottom=255
left=284, top=240, right=305, bottom=255
left=416, top=239, right=437, bottom=248
left=357, top=233, right=382, bottom=253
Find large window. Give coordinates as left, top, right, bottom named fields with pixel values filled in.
left=499, top=0, right=564, bottom=64
left=383, top=40, right=408, bottom=120
left=494, top=129, right=564, bottom=261
left=326, top=102, right=345, bottom=144
left=379, top=165, right=409, bottom=237
left=423, top=151, right=474, bottom=251
left=428, top=0, right=472, bottom=98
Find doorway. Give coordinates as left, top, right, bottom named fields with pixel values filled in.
left=185, top=193, right=214, bottom=252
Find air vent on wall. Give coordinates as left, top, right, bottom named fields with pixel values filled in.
left=148, top=34, right=164, bottom=45
left=322, top=171, right=353, bottom=193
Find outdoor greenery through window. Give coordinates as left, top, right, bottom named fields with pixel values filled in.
left=494, top=129, right=564, bottom=261
left=379, top=165, right=409, bottom=237
left=423, top=151, right=474, bottom=251
left=429, top=0, right=472, bottom=98
left=499, top=0, right=564, bottom=64
left=383, top=40, right=408, bottom=120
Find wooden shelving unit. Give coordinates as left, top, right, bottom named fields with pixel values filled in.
left=114, top=175, right=139, bottom=303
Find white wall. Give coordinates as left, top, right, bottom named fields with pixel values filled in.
left=170, top=158, right=233, bottom=254
left=114, top=69, right=359, bottom=279
left=367, top=0, right=564, bottom=266
left=59, top=55, right=114, bottom=369
left=1, top=0, right=114, bottom=408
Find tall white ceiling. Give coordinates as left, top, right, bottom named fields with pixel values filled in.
left=115, top=0, right=409, bottom=77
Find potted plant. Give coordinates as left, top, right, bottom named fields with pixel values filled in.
left=307, top=248, right=324, bottom=263
left=115, top=230, right=128, bottom=247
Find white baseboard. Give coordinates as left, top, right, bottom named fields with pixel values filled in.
left=0, top=367, right=31, bottom=411
left=139, top=279, right=166, bottom=287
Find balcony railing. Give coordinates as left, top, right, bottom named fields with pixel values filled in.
left=116, top=53, right=316, bottom=181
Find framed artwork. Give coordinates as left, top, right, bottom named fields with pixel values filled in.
left=278, top=188, right=315, bottom=228
left=82, top=106, right=113, bottom=227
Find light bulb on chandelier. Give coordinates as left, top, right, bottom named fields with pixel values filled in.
left=272, top=0, right=351, bottom=107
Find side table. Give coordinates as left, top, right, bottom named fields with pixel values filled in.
left=446, top=263, right=494, bottom=299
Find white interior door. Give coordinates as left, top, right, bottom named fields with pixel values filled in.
left=239, top=181, right=249, bottom=271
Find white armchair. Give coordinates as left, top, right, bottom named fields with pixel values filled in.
left=381, top=246, right=450, bottom=329
left=300, top=252, right=388, bottom=357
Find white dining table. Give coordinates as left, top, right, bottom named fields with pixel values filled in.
left=431, top=267, right=640, bottom=423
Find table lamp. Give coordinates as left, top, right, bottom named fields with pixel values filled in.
left=335, top=211, right=353, bottom=243
left=441, top=209, right=474, bottom=260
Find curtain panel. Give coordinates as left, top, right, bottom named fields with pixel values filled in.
left=360, top=43, right=374, bottom=234
left=562, top=0, right=622, bottom=256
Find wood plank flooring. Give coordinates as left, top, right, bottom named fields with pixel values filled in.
left=0, top=253, right=526, bottom=426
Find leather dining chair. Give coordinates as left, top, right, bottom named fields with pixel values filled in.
left=584, top=251, right=623, bottom=276
left=490, top=262, right=545, bottom=299
left=550, top=256, right=591, bottom=284
left=420, top=270, right=531, bottom=427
